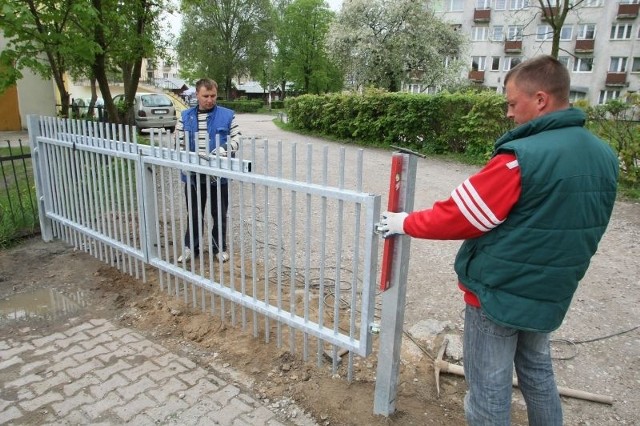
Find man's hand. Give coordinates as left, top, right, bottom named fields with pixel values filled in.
left=378, top=211, right=408, bottom=238
left=210, top=146, right=227, bottom=157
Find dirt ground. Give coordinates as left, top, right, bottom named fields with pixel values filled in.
left=2, top=117, right=639, bottom=425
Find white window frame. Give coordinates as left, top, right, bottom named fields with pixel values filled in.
left=491, top=26, right=504, bottom=41
left=569, top=91, right=587, bottom=103
left=573, top=57, right=594, bottom=72
left=577, top=24, right=596, bottom=40
left=507, top=25, right=524, bottom=41
left=471, top=56, right=487, bottom=71
left=558, top=56, right=570, bottom=69
left=560, top=25, right=573, bottom=41
left=503, top=56, right=523, bottom=71
left=476, top=0, right=491, bottom=9
left=537, top=25, right=553, bottom=41
left=494, top=0, right=507, bottom=10
left=491, top=56, right=501, bottom=71
left=471, top=26, right=489, bottom=41
left=447, top=0, right=464, bottom=11
left=620, top=0, right=639, bottom=4
left=632, top=57, right=640, bottom=73
left=609, top=57, right=628, bottom=73
left=509, top=0, right=529, bottom=10
left=599, top=90, right=620, bottom=105
left=581, top=0, right=602, bottom=6
left=611, top=24, right=633, bottom=40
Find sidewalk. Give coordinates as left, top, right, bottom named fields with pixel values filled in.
left=0, top=316, right=315, bottom=425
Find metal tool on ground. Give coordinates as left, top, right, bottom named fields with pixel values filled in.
left=433, top=339, right=614, bottom=405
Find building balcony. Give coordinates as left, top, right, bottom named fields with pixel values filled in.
left=504, top=40, right=522, bottom=53
left=468, top=70, right=485, bottom=82
left=473, top=8, right=491, bottom=22
left=574, top=39, right=595, bottom=53
left=617, top=3, right=639, bottom=19
left=605, top=72, right=627, bottom=87
left=541, top=6, right=559, bottom=21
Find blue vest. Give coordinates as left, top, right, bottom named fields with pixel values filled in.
left=454, top=108, right=619, bottom=332
left=180, top=105, right=235, bottom=184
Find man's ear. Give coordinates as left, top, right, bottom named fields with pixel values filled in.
left=536, top=91, right=549, bottom=111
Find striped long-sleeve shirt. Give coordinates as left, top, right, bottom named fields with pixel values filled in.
left=175, top=108, right=241, bottom=154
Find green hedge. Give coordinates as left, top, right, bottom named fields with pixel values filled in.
left=285, top=89, right=512, bottom=158
left=219, top=100, right=263, bottom=113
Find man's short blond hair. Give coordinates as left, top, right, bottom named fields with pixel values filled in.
left=504, top=55, right=570, bottom=104
left=195, top=78, right=218, bottom=92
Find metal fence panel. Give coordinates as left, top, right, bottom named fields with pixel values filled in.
left=28, top=116, right=382, bottom=367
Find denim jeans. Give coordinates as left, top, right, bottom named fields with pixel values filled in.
left=463, top=305, right=562, bottom=426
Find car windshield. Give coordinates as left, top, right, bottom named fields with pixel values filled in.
left=140, top=94, right=173, bottom=107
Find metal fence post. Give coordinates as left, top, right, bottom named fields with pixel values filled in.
left=373, top=152, right=417, bottom=416
left=27, top=115, right=53, bottom=242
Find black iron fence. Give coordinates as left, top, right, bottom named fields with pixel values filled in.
left=0, top=138, right=39, bottom=247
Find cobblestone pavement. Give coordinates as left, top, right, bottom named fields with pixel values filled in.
left=0, top=317, right=313, bottom=425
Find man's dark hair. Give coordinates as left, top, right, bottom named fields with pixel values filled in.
left=195, top=78, right=218, bottom=92
left=504, top=55, right=570, bottom=104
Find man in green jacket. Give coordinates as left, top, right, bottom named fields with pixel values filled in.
left=379, top=55, right=619, bottom=425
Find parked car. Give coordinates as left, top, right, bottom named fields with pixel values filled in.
left=112, top=93, right=177, bottom=133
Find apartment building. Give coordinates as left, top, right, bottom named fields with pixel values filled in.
left=430, top=0, right=640, bottom=105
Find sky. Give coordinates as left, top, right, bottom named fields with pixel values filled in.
left=326, top=0, right=343, bottom=11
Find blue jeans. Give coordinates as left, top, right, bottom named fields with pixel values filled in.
left=463, top=305, right=562, bottom=426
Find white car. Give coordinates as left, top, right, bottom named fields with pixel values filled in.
left=113, top=93, right=177, bottom=133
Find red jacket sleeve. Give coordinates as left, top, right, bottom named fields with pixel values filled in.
left=403, top=153, right=521, bottom=240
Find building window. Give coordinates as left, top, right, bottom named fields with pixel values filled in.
left=507, top=25, right=524, bottom=41
left=471, top=26, right=489, bottom=41
left=492, top=26, right=504, bottom=41
left=491, top=56, right=501, bottom=71
left=611, top=24, right=633, bottom=40
left=537, top=25, right=552, bottom=41
left=503, top=56, right=522, bottom=70
left=558, top=56, right=570, bottom=68
left=471, top=56, right=487, bottom=71
left=620, top=0, right=639, bottom=4
left=599, top=90, right=620, bottom=104
left=569, top=91, right=587, bottom=103
left=577, top=24, right=596, bottom=40
left=632, top=57, right=640, bottom=72
left=147, top=71, right=154, bottom=79
left=509, top=0, right=529, bottom=10
left=560, top=25, right=573, bottom=41
left=609, top=57, right=628, bottom=73
left=573, top=57, right=594, bottom=72
left=446, top=0, right=464, bottom=11
left=494, top=0, right=506, bottom=9
left=582, top=0, right=602, bottom=6
left=476, top=0, right=491, bottom=9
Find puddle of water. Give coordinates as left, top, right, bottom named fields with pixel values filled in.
left=0, top=288, right=87, bottom=323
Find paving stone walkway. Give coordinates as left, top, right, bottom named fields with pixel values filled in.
left=0, top=317, right=312, bottom=425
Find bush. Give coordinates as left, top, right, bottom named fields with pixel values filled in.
left=219, top=100, right=263, bottom=113
left=286, top=90, right=511, bottom=157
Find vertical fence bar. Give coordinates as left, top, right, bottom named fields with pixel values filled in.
left=27, top=116, right=52, bottom=241
left=373, top=152, right=417, bottom=416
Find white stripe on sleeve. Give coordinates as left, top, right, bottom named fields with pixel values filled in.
left=451, top=179, right=505, bottom=232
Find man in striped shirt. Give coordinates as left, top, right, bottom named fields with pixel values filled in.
left=175, top=79, right=241, bottom=263
left=378, top=55, right=618, bottom=425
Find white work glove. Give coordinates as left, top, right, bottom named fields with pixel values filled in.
left=378, top=211, right=408, bottom=238
left=210, top=146, right=227, bottom=157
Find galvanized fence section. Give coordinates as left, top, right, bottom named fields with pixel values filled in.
left=28, top=115, right=383, bottom=381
